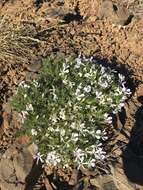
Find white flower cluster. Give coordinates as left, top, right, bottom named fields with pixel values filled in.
left=19, top=81, right=30, bottom=88
left=13, top=56, right=131, bottom=170
left=19, top=103, right=34, bottom=123
left=45, top=151, right=61, bottom=166
left=74, top=143, right=106, bottom=168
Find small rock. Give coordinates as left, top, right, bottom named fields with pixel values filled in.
left=69, top=169, right=79, bottom=185
left=26, top=59, right=42, bottom=73
left=0, top=159, right=15, bottom=183
left=0, top=181, right=24, bottom=190
left=98, top=0, right=133, bottom=26
left=90, top=172, right=135, bottom=190
left=13, top=147, right=34, bottom=183
left=90, top=178, right=100, bottom=188
left=2, top=146, right=18, bottom=159
left=113, top=166, right=135, bottom=190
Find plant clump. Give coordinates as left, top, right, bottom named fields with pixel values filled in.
left=11, top=56, right=131, bottom=169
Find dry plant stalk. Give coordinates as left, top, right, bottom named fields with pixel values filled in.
left=0, top=17, right=40, bottom=68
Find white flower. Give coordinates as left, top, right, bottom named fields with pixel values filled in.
left=33, top=80, right=39, bottom=87
left=21, top=110, right=28, bottom=118
left=122, top=86, right=131, bottom=96
left=82, top=129, right=90, bottom=136
left=19, top=81, right=30, bottom=88
left=118, top=73, right=125, bottom=82
left=46, top=151, right=61, bottom=166
left=24, top=94, right=27, bottom=98
left=117, top=102, right=125, bottom=111
left=20, top=111, right=28, bottom=123
left=100, top=81, right=108, bottom=89
left=19, top=81, right=25, bottom=86
left=71, top=133, right=79, bottom=142
left=78, top=72, right=82, bottom=77
left=95, top=91, right=102, bottom=98
left=115, top=87, right=123, bottom=95
left=50, top=113, right=58, bottom=124
left=113, top=109, right=118, bottom=114
left=88, top=159, right=96, bottom=168
left=76, top=94, right=85, bottom=101
left=63, top=164, right=69, bottom=169
left=59, top=108, right=66, bottom=120
left=70, top=122, right=76, bottom=129
left=95, top=130, right=102, bottom=140
left=73, top=105, right=79, bottom=112
left=80, top=122, right=85, bottom=129
left=106, top=97, right=113, bottom=103
left=75, top=88, right=85, bottom=101
left=106, top=74, right=112, bottom=82
left=26, top=104, right=33, bottom=111
left=36, top=115, right=39, bottom=119
left=68, top=81, right=74, bottom=88
left=74, top=57, right=82, bottom=68
left=57, top=127, right=63, bottom=133
left=91, top=64, right=96, bottom=70
left=60, top=63, right=69, bottom=75
left=45, top=133, right=49, bottom=137
left=68, top=100, right=72, bottom=107
left=89, top=56, right=93, bottom=62
left=48, top=127, right=55, bottom=132
left=104, top=113, right=112, bottom=124
left=74, top=149, right=85, bottom=163
left=102, top=130, right=108, bottom=141
left=86, top=144, right=106, bottom=161
left=100, top=97, right=106, bottom=105
left=94, top=147, right=106, bottom=160
left=53, top=93, right=58, bottom=101
left=86, top=145, right=97, bottom=154
left=62, top=79, right=68, bottom=85
left=34, top=152, right=44, bottom=164
left=62, top=62, right=69, bottom=73
left=96, top=130, right=101, bottom=134
left=60, top=129, right=66, bottom=136
left=121, top=95, right=127, bottom=102
left=78, top=83, right=82, bottom=89
left=31, top=129, right=37, bottom=136
left=75, top=88, right=81, bottom=96
left=101, top=66, right=106, bottom=74
left=86, top=105, right=91, bottom=109
left=84, top=85, right=91, bottom=93
left=84, top=73, right=91, bottom=78
left=51, top=86, right=58, bottom=100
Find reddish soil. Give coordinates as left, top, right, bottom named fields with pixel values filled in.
left=0, top=0, right=143, bottom=189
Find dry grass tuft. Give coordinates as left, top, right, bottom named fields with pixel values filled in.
left=0, top=16, right=42, bottom=105
left=0, top=17, right=40, bottom=68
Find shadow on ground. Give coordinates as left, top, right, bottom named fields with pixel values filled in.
left=123, top=96, right=143, bottom=185
left=25, top=162, right=43, bottom=190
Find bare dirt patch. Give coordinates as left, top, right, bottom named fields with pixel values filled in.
left=0, top=0, right=143, bottom=189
